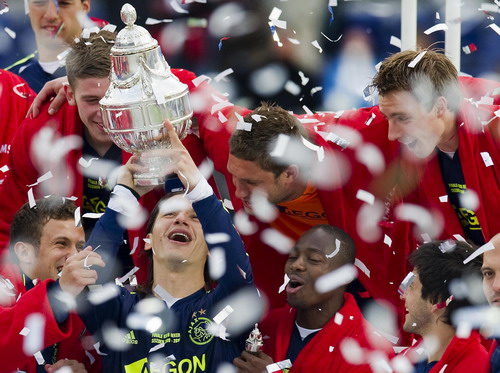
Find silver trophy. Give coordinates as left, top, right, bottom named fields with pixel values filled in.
left=100, top=3, right=193, bottom=186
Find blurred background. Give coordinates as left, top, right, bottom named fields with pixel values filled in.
left=1, top=0, right=499, bottom=112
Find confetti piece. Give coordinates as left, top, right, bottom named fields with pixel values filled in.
left=4, top=27, right=15, bottom=39
left=19, top=327, right=30, bottom=336
left=329, top=0, right=338, bottom=6
left=329, top=346, right=335, bottom=352
left=315, top=264, right=357, bottom=293
left=269, top=134, right=290, bottom=158
left=217, top=111, right=228, bottom=123
left=251, top=114, right=264, bottom=122
left=354, top=258, right=370, bottom=278
left=209, top=247, right=226, bottom=280
left=480, top=3, right=500, bottom=13
left=356, top=189, right=375, bottom=205
left=85, top=350, right=96, bottom=364
left=102, top=24, right=117, bottom=33
left=74, top=206, right=81, bottom=227
left=214, top=68, right=234, bottom=82
left=129, top=236, right=139, bottom=255
left=145, top=18, right=173, bottom=25
left=453, top=234, right=466, bottom=242
left=206, top=232, right=231, bottom=244
left=24, top=313, right=44, bottom=355
left=93, top=342, right=108, bottom=356
left=266, top=360, right=292, bottom=373
left=298, top=71, right=309, bottom=86
left=0, top=165, right=8, bottom=172
left=321, top=32, right=334, bottom=42
left=408, top=51, right=427, bottom=68
left=463, top=241, right=494, bottom=264
left=170, top=0, right=189, bottom=13
left=149, top=343, right=165, bottom=352
left=284, top=80, right=301, bottom=95
left=424, top=23, right=448, bottom=35
left=384, top=235, right=392, bottom=247
left=187, top=17, right=208, bottom=28
left=28, top=188, right=35, bottom=208
left=192, top=75, right=212, bottom=87
left=79, top=157, right=99, bottom=168
left=390, top=36, right=402, bottom=49
left=365, top=112, right=376, bottom=126
left=287, top=38, right=300, bottom=44
left=326, top=239, right=341, bottom=258
left=236, top=121, right=252, bottom=131
left=310, top=86, right=323, bottom=96
left=213, top=305, right=234, bottom=324
left=438, top=364, right=448, bottom=373
left=218, top=37, right=230, bottom=51
left=234, top=211, right=257, bottom=235
left=34, top=351, right=45, bottom=365
left=356, top=143, right=385, bottom=175
left=261, top=228, right=294, bottom=254
left=88, top=284, right=120, bottom=305
left=278, top=274, right=290, bottom=294
left=439, top=195, right=448, bottom=202
left=436, top=12, right=441, bottom=19
left=480, top=152, right=494, bottom=167
left=268, top=23, right=283, bottom=47
left=27, top=171, right=53, bottom=187
left=302, top=105, right=313, bottom=115
left=334, top=312, right=344, bottom=325
left=82, top=212, right=104, bottom=219
left=268, top=7, right=282, bottom=22
left=117, top=266, right=140, bottom=285
left=328, top=6, right=334, bottom=25
left=462, top=43, right=477, bottom=54
left=325, top=132, right=349, bottom=149
left=487, top=23, right=500, bottom=35
left=211, top=101, right=233, bottom=114
left=311, top=40, right=323, bottom=53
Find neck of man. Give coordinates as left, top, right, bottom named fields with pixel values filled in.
left=152, top=260, right=205, bottom=299
left=84, top=129, right=113, bottom=157
left=295, top=294, right=345, bottom=330
left=285, top=179, right=308, bottom=203
left=421, top=322, right=455, bottom=363
left=437, top=113, right=459, bottom=153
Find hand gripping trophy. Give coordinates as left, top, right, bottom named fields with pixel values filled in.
left=100, top=3, right=193, bottom=186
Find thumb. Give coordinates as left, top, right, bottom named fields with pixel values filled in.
left=163, top=120, right=183, bottom=149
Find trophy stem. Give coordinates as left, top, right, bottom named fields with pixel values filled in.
left=134, top=154, right=170, bottom=186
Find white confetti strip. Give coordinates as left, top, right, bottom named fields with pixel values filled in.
left=117, top=266, right=140, bottom=285
left=79, top=157, right=99, bottom=168
left=153, top=285, right=177, bottom=308
left=390, top=36, right=402, bottom=49
left=88, top=283, right=120, bottom=305
left=209, top=247, right=226, bottom=280
left=384, top=235, right=392, bottom=247
left=0, top=165, right=8, bottom=173
left=217, top=111, right=228, bottom=123
left=24, top=313, right=44, bottom=355
left=408, top=51, right=427, bottom=68
left=267, top=360, right=292, bottom=373
left=439, top=195, right=448, bottom=202
left=28, top=188, right=36, bottom=208
left=236, top=121, right=252, bottom=131
left=27, top=171, right=53, bottom=187
left=19, top=327, right=30, bottom=336
left=34, top=351, right=45, bottom=365
left=250, top=192, right=279, bottom=223
left=356, top=190, right=375, bottom=205
left=278, top=274, right=290, bottom=294
left=298, top=71, right=309, bottom=86
left=74, top=207, right=81, bottom=227
left=439, top=364, right=448, bottom=373
left=326, top=239, right=341, bottom=258
left=284, top=80, right=301, bottom=95
left=424, top=23, right=448, bottom=35
left=287, top=38, right=300, bottom=45
left=213, top=305, right=233, bottom=324
left=311, top=40, right=323, bottom=53
left=93, top=342, right=108, bottom=356
left=170, top=0, right=189, bottom=14
left=334, top=312, right=344, bottom=325
left=329, top=0, right=338, bottom=6
left=321, top=32, right=334, bottom=42
left=206, top=232, right=231, bottom=244
left=192, top=75, right=212, bottom=87
left=463, top=241, right=494, bottom=264
left=145, top=18, right=173, bottom=25
left=211, top=101, right=233, bottom=115
left=365, top=112, right=376, bottom=126
left=4, top=27, right=15, bottom=39
left=223, top=199, right=233, bottom=210
left=82, top=212, right=104, bottom=219
left=102, top=24, right=117, bottom=33
left=149, top=343, right=165, bottom=352
left=85, top=349, right=96, bottom=364
left=261, top=228, right=294, bottom=255
left=234, top=211, right=257, bottom=235
left=269, top=134, right=290, bottom=158
left=453, top=234, right=466, bottom=242
left=315, top=264, right=357, bottom=293
left=214, top=68, right=234, bottom=82
left=488, top=23, right=500, bottom=36
left=355, top=258, right=370, bottom=278
left=436, top=12, right=441, bottom=19
left=480, top=152, right=494, bottom=167
left=310, top=86, right=323, bottom=95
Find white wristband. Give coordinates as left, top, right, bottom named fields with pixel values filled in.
left=108, top=185, right=140, bottom=215
left=186, top=177, right=213, bottom=202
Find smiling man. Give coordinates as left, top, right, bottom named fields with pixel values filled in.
left=0, top=196, right=100, bottom=372
left=7, top=0, right=103, bottom=93
left=372, top=49, right=500, bottom=248
left=233, top=225, right=393, bottom=372
left=399, top=240, right=489, bottom=372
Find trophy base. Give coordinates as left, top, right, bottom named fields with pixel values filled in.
left=133, top=174, right=166, bottom=186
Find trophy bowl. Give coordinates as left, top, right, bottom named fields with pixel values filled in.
left=100, top=3, right=193, bottom=186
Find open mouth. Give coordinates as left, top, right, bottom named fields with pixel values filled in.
left=56, top=265, right=63, bottom=274
left=168, top=231, right=192, bottom=243
left=286, top=277, right=305, bottom=294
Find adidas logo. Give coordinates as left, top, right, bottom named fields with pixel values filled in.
left=123, top=330, right=139, bottom=345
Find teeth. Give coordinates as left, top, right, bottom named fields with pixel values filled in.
left=170, top=232, right=189, bottom=242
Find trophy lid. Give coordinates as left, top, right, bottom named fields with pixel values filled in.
left=111, top=3, right=158, bottom=56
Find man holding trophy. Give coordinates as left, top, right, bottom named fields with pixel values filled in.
left=0, top=5, right=214, bottom=284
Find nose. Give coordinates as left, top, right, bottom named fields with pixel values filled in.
left=44, top=1, right=59, bottom=20
left=233, top=179, right=250, bottom=200
left=174, top=211, right=188, bottom=225
left=289, top=256, right=305, bottom=272
left=387, top=121, right=402, bottom=142
left=493, top=275, right=500, bottom=292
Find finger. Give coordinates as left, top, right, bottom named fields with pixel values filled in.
left=48, top=87, right=67, bottom=115
left=232, top=357, right=247, bottom=369
left=163, top=120, right=184, bottom=149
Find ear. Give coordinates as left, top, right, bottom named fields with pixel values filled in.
left=13, top=242, right=36, bottom=266
left=144, top=233, right=153, bottom=251
left=282, top=165, right=300, bottom=183
left=65, top=84, right=76, bottom=106
left=434, top=96, right=448, bottom=117
left=82, top=0, right=91, bottom=13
